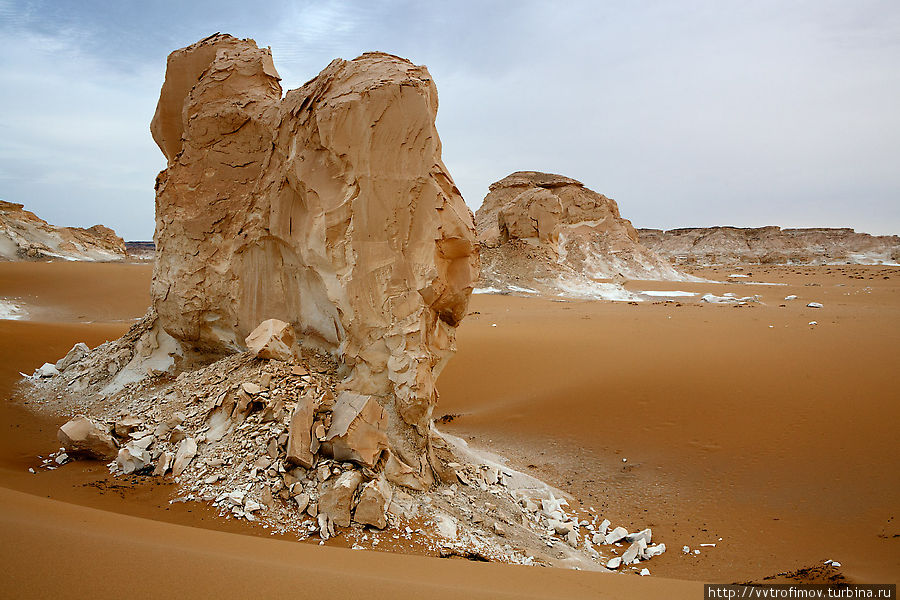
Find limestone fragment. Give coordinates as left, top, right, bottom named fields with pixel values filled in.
left=622, top=539, right=647, bottom=565
left=57, top=416, right=118, bottom=460
left=353, top=476, right=392, bottom=529
left=321, top=393, right=389, bottom=468
left=114, top=415, right=143, bottom=438
left=35, top=363, right=59, bottom=378
left=285, top=393, right=315, bottom=468
left=153, top=451, right=174, bottom=476
left=172, top=437, right=198, bottom=477
left=55, top=342, right=90, bottom=371
left=116, top=444, right=151, bottom=474
left=605, top=526, right=628, bottom=545
left=319, top=470, right=363, bottom=529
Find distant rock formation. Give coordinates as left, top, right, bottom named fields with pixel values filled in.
left=638, top=226, right=900, bottom=266
left=0, top=200, right=127, bottom=261
left=475, top=172, right=691, bottom=298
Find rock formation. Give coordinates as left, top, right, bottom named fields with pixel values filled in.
left=475, top=172, right=691, bottom=298
left=0, top=200, right=127, bottom=261
left=113, top=33, right=477, bottom=486
left=21, top=37, right=669, bottom=566
left=638, top=226, right=900, bottom=266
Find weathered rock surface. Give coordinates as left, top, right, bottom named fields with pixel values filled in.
left=285, top=393, right=315, bottom=468
left=245, top=319, right=297, bottom=362
left=172, top=437, right=197, bottom=477
left=0, top=200, right=127, bottom=262
left=353, top=475, right=392, bottom=529
left=475, top=172, right=691, bottom=298
left=57, top=416, right=118, bottom=460
left=638, top=226, right=900, bottom=266
left=144, top=34, right=477, bottom=475
left=55, top=343, right=90, bottom=372
left=318, top=470, right=363, bottom=530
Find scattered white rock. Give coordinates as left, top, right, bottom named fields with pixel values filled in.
left=172, top=437, right=197, bottom=477
left=605, top=526, right=628, bottom=544
left=806, top=302, right=823, bottom=308
left=784, top=295, right=798, bottom=301
left=57, top=416, right=118, bottom=460
left=639, top=568, right=650, bottom=576
left=35, top=363, right=59, bottom=378
left=606, top=556, right=622, bottom=569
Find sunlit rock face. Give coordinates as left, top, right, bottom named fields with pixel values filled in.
left=149, top=34, right=479, bottom=479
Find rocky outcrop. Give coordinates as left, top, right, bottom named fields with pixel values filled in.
left=76, top=34, right=477, bottom=486
left=57, top=416, right=118, bottom=460
left=638, top=226, right=900, bottom=266
left=475, top=172, right=691, bottom=298
left=0, top=200, right=127, bottom=261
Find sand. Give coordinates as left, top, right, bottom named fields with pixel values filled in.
left=0, top=261, right=897, bottom=595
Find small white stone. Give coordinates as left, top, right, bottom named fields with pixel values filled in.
left=639, top=568, right=650, bottom=576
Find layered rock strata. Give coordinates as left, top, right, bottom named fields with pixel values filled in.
left=638, top=226, right=900, bottom=266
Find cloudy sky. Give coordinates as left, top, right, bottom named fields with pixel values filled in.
left=1, top=0, right=898, bottom=240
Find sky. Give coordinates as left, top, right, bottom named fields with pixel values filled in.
left=0, top=0, right=898, bottom=240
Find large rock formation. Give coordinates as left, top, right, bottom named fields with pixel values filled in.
left=475, top=172, right=690, bottom=298
left=0, top=200, right=127, bottom=261
left=638, top=226, right=900, bottom=266
left=143, top=34, right=477, bottom=483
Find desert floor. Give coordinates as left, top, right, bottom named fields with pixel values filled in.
left=0, top=261, right=897, bottom=596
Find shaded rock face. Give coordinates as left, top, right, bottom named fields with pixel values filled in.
left=0, top=200, right=127, bottom=262
left=148, top=35, right=478, bottom=477
left=475, top=172, right=688, bottom=292
left=638, top=226, right=900, bottom=266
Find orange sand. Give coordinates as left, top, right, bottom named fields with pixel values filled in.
left=0, top=261, right=897, bottom=596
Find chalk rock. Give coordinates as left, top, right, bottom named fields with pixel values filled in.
left=384, top=452, right=429, bottom=491
left=293, top=492, right=310, bottom=513
left=353, top=475, right=392, bottom=529
left=606, top=556, right=622, bottom=569
left=319, top=470, right=363, bottom=529
left=172, top=437, right=198, bottom=477
left=57, top=416, right=118, bottom=460
left=153, top=451, right=174, bottom=476
left=244, top=319, right=297, bottom=362
left=622, top=538, right=647, bottom=565
left=625, top=528, right=652, bottom=544
left=35, top=363, right=59, bottom=378
left=114, top=415, right=143, bottom=438
left=321, top=392, right=389, bottom=467
left=605, top=526, right=628, bottom=545
left=644, top=543, right=666, bottom=558
left=806, top=302, right=823, bottom=309
left=147, top=34, right=477, bottom=472
left=116, top=443, right=151, bottom=474
left=285, top=392, right=316, bottom=468
left=475, top=171, right=690, bottom=291
left=55, top=342, right=90, bottom=371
